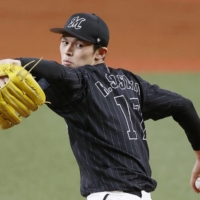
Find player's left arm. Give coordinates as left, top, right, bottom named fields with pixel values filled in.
left=0, top=58, right=84, bottom=89
left=0, top=59, right=21, bottom=66
left=0, top=57, right=86, bottom=109
left=0, top=59, right=46, bottom=129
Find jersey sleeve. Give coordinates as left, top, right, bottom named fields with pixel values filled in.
left=17, top=57, right=86, bottom=108
left=137, top=75, right=200, bottom=150
left=17, top=57, right=84, bottom=90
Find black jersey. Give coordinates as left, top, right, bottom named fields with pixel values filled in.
left=19, top=58, right=200, bottom=197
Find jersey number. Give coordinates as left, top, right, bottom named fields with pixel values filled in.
left=114, top=95, right=146, bottom=140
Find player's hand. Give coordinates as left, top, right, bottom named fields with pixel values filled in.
left=0, top=59, right=21, bottom=66
left=0, top=76, right=9, bottom=87
left=190, top=150, right=200, bottom=193
left=0, top=59, right=21, bottom=87
left=0, top=60, right=46, bottom=129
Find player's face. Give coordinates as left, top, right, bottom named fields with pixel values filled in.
left=60, top=33, right=101, bottom=68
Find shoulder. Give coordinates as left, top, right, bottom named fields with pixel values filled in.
left=109, top=67, right=144, bottom=82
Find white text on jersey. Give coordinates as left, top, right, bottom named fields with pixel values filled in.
left=95, top=74, right=140, bottom=97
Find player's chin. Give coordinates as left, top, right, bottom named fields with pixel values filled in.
left=62, top=61, right=80, bottom=68
left=62, top=63, right=73, bottom=67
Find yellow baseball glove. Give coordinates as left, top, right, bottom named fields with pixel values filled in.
left=0, top=61, right=46, bottom=129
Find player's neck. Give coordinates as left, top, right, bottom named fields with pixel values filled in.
left=93, top=59, right=105, bottom=66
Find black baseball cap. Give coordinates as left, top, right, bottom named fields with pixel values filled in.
left=50, top=13, right=109, bottom=47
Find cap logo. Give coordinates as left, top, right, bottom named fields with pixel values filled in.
left=67, top=16, right=86, bottom=30
left=97, top=38, right=101, bottom=43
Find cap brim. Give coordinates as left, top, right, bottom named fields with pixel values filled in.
left=50, top=28, right=67, bottom=34
left=50, top=28, right=97, bottom=44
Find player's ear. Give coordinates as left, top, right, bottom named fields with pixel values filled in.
left=95, top=47, right=108, bottom=61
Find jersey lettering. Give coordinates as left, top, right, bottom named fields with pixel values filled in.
left=125, top=76, right=134, bottom=90
left=105, top=74, right=118, bottom=89
left=95, top=74, right=136, bottom=96
left=115, top=95, right=137, bottom=140
left=140, top=117, right=146, bottom=140
left=114, top=95, right=146, bottom=140
left=105, top=74, right=134, bottom=90
left=134, top=83, right=140, bottom=95
left=117, top=75, right=126, bottom=90
left=95, top=81, right=112, bottom=97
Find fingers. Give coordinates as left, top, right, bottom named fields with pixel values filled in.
left=0, top=60, right=18, bottom=88
left=190, top=157, right=200, bottom=193
left=0, top=59, right=21, bottom=66
left=0, top=76, right=9, bottom=87
left=190, top=178, right=200, bottom=193
left=190, top=171, right=200, bottom=193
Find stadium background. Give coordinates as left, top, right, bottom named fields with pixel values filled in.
left=0, top=0, right=200, bottom=199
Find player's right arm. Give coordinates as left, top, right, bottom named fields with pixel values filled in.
left=191, top=150, right=200, bottom=193
left=137, top=76, right=200, bottom=151
left=137, top=75, right=200, bottom=193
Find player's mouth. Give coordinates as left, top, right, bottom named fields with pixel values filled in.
left=63, top=60, right=72, bottom=66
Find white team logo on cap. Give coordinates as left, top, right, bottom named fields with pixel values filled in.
left=67, top=16, right=86, bottom=29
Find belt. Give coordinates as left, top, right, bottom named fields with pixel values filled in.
left=125, top=190, right=142, bottom=198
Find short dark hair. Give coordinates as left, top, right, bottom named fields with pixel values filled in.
left=93, top=43, right=102, bottom=52
left=93, top=44, right=106, bottom=60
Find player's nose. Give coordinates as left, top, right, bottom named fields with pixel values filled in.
left=64, top=45, right=73, bottom=56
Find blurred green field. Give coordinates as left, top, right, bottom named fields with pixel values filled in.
left=0, top=73, right=200, bottom=200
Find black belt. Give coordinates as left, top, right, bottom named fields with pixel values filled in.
left=125, top=190, right=142, bottom=198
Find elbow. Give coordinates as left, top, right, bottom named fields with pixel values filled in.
left=181, top=97, right=194, bottom=110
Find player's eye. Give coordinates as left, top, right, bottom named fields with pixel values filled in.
left=61, top=40, right=68, bottom=45
left=75, top=43, right=84, bottom=48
